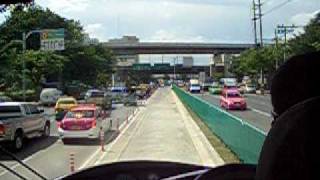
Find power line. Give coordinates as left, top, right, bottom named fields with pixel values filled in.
left=263, top=0, right=293, bottom=16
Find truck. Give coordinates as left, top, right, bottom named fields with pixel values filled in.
left=189, top=79, right=201, bottom=93
left=0, top=102, right=51, bottom=150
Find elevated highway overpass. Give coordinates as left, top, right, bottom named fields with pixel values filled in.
left=102, top=42, right=254, bottom=55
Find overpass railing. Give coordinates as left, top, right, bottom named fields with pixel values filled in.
left=172, top=85, right=266, bottom=164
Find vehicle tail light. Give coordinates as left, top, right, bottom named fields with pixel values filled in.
left=91, top=120, right=96, bottom=128
left=0, top=124, right=5, bottom=135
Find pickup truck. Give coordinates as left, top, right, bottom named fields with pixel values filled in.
left=0, top=102, right=51, bottom=151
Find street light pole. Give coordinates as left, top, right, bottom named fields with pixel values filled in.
left=22, top=32, right=26, bottom=101
left=21, top=30, right=42, bottom=101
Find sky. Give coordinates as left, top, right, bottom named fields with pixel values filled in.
left=0, top=0, right=319, bottom=64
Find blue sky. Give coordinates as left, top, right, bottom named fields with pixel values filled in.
left=0, top=0, right=319, bottom=64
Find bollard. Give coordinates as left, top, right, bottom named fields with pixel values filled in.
left=100, top=127, right=105, bottom=152
left=110, top=118, right=113, bottom=130
left=117, top=118, right=120, bottom=132
left=69, top=152, right=75, bottom=173
left=126, top=112, right=129, bottom=124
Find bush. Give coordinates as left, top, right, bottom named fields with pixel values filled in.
left=5, top=89, right=37, bottom=102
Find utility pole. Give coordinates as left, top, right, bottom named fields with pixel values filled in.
left=258, top=0, right=263, bottom=47
left=173, top=57, right=176, bottom=83
left=256, top=0, right=264, bottom=95
left=276, top=24, right=302, bottom=63
left=252, top=0, right=258, bottom=46
left=274, top=29, right=279, bottom=69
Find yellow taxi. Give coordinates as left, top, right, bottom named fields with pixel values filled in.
left=55, top=97, right=77, bottom=121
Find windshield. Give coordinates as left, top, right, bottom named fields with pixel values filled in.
left=65, top=110, right=94, bottom=118
left=90, top=92, right=104, bottom=97
left=0, top=0, right=318, bottom=179
left=58, top=100, right=75, bottom=105
left=227, top=93, right=241, bottom=98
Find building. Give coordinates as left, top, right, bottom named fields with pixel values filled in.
left=83, top=33, right=99, bottom=45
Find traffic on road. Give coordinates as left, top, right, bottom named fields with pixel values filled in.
left=1, top=0, right=319, bottom=179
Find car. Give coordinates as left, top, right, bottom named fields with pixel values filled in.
left=189, top=79, right=201, bottom=93
left=208, top=82, right=222, bottom=95
left=0, top=102, right=50, bottom=150
left=220, top=89, right=247, bottom=110
left=40, top=88, right=62, bottom=106
left=242, top=84, right=257, bottom=94
left=55, top=97, right=77, bottom=121
left=58, top=104, right=108, bottom=140
left=84, top=90, right=112, bottom=110
left=124, top=94, right=138, bottom=106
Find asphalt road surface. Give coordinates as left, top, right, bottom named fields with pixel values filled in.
left=0, top=104, right=137, bottom=180
left=195, top=92, right=272, bottom=133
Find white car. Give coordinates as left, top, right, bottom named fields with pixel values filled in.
left=40, top=88, right=62, bottom=106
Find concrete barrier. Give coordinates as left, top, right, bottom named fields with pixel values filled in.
left=172, top=85, right=266, bottom=164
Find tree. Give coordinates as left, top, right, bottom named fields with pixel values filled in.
left=62, top=45, right=115, bottom=86
left=18, top=50, right=66, bottom=90
left=0, top=5, right=83, bottom=51
left=289, top=12, right=320, bottom=55
left=0, top=5, right=116, bottom=92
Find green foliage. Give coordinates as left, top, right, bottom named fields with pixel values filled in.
left=0, top=5, right=115, bottom=94
left=19, top=50, right=66, bottom=88
left=289, top=13, right=320, bottom=56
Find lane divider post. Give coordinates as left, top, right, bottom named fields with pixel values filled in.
left=100, top=127, right=105, bottom=152
left=109, top=118, right=113, bottom=130
left=126, top=111, right=129, bottom=124
left=117, top=118, right=120, bottom=132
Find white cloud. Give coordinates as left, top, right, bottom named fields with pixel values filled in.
left=146, top=30, right=206, bottom=42
left=84, top=23, right=105, bottom=40
left=5, top=0, right=317, bottom=43
left=41, top=0, right=90, bottom=13
left=290, top=10, right=319, bottom=25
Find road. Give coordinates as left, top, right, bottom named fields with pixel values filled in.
left=0, top=88, right=224, bottom=179
left=195, top=92, right=272, bottom=133
left=93, top=87, right=223, bottom=167
left=0, top=104, right=137, bottom=180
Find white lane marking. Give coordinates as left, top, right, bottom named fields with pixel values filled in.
left=0, top=142, right=60, bottom=177
left=79, top=108, right=141, bottom=170
left=78, top=146, right=101, bottom=170
left=94, top=108, right=143, bottom=165
left=249, top=107, right=271, bottom=117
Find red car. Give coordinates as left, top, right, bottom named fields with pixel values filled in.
left=58, top=104, right=108, bottom=139
left=220, top=89, right=247, bottom=110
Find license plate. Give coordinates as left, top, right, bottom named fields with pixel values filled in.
left=71, top=126, right=81, bottom=130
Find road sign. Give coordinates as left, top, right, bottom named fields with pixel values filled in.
left=40, top=28, right=65, bottom=51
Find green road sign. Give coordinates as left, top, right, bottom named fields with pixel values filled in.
left=40, top=28, right=65, bottom=51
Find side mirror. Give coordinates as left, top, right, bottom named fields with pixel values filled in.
left=39, top=109, right=45, bottom=113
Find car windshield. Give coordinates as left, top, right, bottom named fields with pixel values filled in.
left=90, top=92, right=104, bottom=97
left=58, top=100, right=75, bottom=105
left=66, top=110, right=94, bottom=118
left=0, top=0, right=318, bottom=179
left=227, top=93, right=241, bottom=98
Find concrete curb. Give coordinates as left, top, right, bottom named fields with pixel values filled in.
left=171, top=90, right=225, bottom=167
